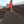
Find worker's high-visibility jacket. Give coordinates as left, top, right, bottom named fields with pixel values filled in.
left=9, top=2, right=12, bottom=8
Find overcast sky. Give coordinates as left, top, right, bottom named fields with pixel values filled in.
left=0, top=0, right=24, bottom=6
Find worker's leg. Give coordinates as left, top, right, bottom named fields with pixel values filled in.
left=10, top=7, right=13, bottom=12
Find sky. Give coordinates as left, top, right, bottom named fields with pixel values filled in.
left=0, top=0, right=24, bottom=6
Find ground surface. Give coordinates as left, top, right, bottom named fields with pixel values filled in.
left=2, top=11, right=24, bottom=24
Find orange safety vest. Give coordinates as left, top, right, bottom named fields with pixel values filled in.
left=9, top=2, right=12, bottom=8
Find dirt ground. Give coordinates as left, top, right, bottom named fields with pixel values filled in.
left=2, top=11, right=24, bottom=24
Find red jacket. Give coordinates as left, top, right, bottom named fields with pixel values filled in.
left=9, top=2, right=12, bottom=8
